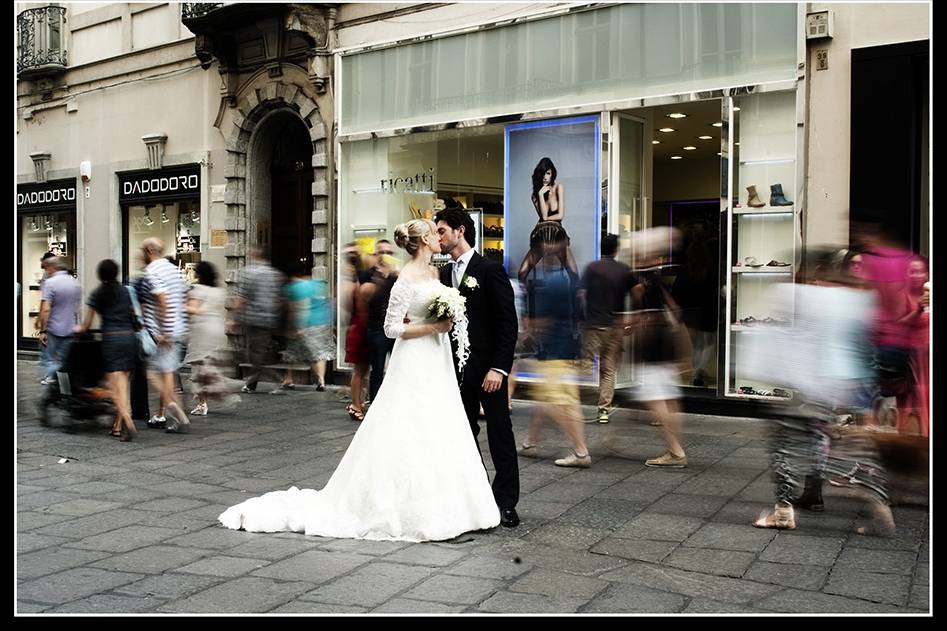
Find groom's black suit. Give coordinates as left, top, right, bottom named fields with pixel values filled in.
left=441, top=251, right=520, bottom=511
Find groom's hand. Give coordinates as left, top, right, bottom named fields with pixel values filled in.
left=482, top=370, right=503, bottom=393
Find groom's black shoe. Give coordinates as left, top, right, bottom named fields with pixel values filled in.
left=500, top=507, right=520, bottom=528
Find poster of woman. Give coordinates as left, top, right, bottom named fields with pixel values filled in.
left=504, top=116, right=600, bottom=284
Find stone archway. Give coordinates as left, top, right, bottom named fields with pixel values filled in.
left=220, top=81, right=330, bottom=287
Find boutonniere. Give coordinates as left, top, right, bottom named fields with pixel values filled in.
left=462, top=276, right=479, bottom=291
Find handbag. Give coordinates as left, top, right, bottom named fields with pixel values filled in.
left=127, top=284, right=158, bottom=358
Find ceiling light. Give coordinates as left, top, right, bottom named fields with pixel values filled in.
left=683, top=146, right=697, bottom=151
left=30, top=217, right=39, bottom=232
left=666, top=113, right=687, bottom=119
left=733, top=106, right=741, bottom=111
left=670, top=156, right=683, bottom=160
left=190, top=210, right=200, bottom=223
left=161, top=210, right=170, bottom=224
left=143, top=209, right=155, bottom=226
left=698, top=135, right=713, bottom=140
left=652, top=140, right=661, bottom=145
left=717, top=152, right=723, bottom=156
left=711, top=122, right=723, bottom=128
left=658, top=128, right=676, bottom=133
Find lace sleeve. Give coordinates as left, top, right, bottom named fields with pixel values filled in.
left=383, top=281, right=413, bottom=339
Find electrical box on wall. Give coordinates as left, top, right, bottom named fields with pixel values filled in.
left=806, top=10, right=834, bottom=40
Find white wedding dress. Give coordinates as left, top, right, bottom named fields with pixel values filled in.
left=219, top=277, right=500, bottom=542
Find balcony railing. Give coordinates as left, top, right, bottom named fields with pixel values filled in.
left=181, top=3, right=226, bottom=21
left=17, top=6, right=68, bottom=80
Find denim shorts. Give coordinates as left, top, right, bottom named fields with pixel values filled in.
left=148, top=340, right=183, bottom=373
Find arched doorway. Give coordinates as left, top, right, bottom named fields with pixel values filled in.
left=269, top=116, right=314, bottom=274
left=247, top=109, right=314, bottom=275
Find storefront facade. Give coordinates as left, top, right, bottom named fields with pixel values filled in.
left=333, top=2, right=808, bottom=402
left=16, top=177, right=78, bottom=349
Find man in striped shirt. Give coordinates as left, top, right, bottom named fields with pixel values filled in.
left=139, top=238, right=190, bottom=432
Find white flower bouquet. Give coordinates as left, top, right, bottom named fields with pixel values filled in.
left=428, top=286, right=471, bottom=370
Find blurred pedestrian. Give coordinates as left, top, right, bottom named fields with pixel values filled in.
left=895, top=255, right=929, bottom=437
left=184, top=261, right=242, bottom=415
left=236, top=245, right=285, bottom=394
left=671, top=227, right=719, bottom=387
left=344, top=253, right=372, bottom=421
left=364, top=251, right=399, bottom=403
left=74, top=259, right=138, bottom=441
left=35, top=251, right=57, bottom=384
left=36, top=255, right=81, bottom=384
left=138, top=238, right=190, bottom=432
left=578, top=233, right=635, bottom=423
left=277, top=260, right=336, bottom=392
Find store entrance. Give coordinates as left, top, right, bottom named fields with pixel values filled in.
left=613, top=99, right=723, bottom=390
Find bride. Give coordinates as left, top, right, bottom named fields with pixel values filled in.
left=218, top=219, right=501, bottom=541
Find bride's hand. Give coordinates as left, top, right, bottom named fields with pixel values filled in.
left=431, top=319, right=453, bottom=334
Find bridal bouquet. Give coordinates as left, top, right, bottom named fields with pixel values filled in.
left=428, top=287, right=471, bottom=370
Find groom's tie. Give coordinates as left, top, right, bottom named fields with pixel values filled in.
left=452, top=259, right=464, bottom=289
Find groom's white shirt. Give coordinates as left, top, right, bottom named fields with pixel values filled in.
left=452, top=248, right=476, bottom=289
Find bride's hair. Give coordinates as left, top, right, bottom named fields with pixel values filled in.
left=394, top=219, right=436, bottom=257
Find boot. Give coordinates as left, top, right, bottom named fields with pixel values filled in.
left=746, top=185, right=766, bottom=207
left=796, top=475, right=824, bottom=512
left=769, top=183, right=793, bottom=206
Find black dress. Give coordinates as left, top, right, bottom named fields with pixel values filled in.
left=88, top=284, right=138, bottom=372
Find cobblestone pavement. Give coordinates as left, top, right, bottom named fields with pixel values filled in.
left=16, top=361, right=930, bottom=614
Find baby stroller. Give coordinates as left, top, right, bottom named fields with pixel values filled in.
left=37, top=331, right=114, bottom=427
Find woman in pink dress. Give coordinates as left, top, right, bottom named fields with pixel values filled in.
left=895, top=256, right=929, bottom=437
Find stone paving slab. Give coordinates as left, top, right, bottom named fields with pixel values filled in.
left=834, top=547, right=917, bottom=575
left=663, top=547, right=757, bottom=578
left=89, top=545, right=211, bottom=575
left=17, top=547, right=113, bottom=581
left=18, top=567, right=145, bottom=605
left=399, top=573, right=503, bottom=606
left=113, top=573, right=224, bottom=600
left=175, top=555, right=271, bottom=578
left=443, top=555, right=534, bottom=580
left=582, top=583, right=686, bottom=613
left=822, top=567, right=912, bottom=606
left=299, top=562, right=436, bottom=608
left=758, top=534, right=846, bottom=567
left=477, top=590, right=588, bottom=613
left=155, top=577, right=314, bottom=613
left=598, top=561, right=780, bottom=605
left=682, top=522, right=777, bottom=552
left=589, top=537, right=679, bottom=563
left=64, top=525, right=183, bottom=553
left=743, top=561, right=831, bottom=591
left=612, top=512, right=705, bottom=542
left=373, top=598, right=468, bottom=614
left=508, top=568, right=609, bottom=600
left=46, top=594, right=166, bottom=613
left=754, top=587, right=907, bottom=613
left=250, top=549, right=373, bottom=584
left=17, top=532, right=70, bottom=554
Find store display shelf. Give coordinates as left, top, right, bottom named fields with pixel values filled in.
left=734, top=207, right=794, bottom=215
left=730, top=324, right=789, bottom=332
left=731, top=267, right=792, bottom=274
left=727, top=392, right=792, bottom=401
left=738, top=158, right=795, bottom=165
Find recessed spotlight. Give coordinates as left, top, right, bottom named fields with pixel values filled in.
left=733, top=106, right=741, bottom=111
left=717, top=152, right=723, bottom=156
left=735, top=142, right=740, bottom=146
left=659, top=128, right=676, bottom=133
left=670, top=156, right=683, bottom=160
left=652, top=140, right=661, bottom=145
left=698, top=135, right=713, bottom=140
left=683, top=146, right=697, bottom=151
left=666, top=113, right=687, bottom=119
left=711, top=122, right=723, bottom=128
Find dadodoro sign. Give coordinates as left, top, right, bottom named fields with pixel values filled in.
left=119, top=165, right=201, bottom=204
left=17, top=179, right=77, bottom=212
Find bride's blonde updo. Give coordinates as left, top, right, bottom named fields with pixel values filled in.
left=393, top=219, right=436, bottom=257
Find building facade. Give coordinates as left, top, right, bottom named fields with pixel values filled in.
left=17, top=2, right=930, bottom=406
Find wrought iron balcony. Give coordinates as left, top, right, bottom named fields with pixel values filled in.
left=17, top=6, right=68, bottom=80
left=181, top=3, right=225, bottom=21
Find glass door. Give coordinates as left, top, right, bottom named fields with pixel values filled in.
left=610, top=113, right=645, bottom=388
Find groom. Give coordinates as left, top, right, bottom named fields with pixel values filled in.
left=435, top=208, right=521, bottom=528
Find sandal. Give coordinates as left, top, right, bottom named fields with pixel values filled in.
left=346, top=405, right=364, bottom=422
left=766, top=260, right=791, bottom=267
left=108, top=429, right=122, bottom=437
left=744, top=256, right=763, bottom=268
left=753, top=504, right=796, bottom=530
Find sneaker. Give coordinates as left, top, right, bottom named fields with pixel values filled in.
left=554, top=451, right=592, bottom=468
left=270, top=383, right=295, bottom=394
left=164, top=404, right=190, bottom=433
left=241, top=384, right=256, bottom=394
left=190, top=402, right=208, bottom=416
left=597, top=409, right=610, bottom=424
left=147, top=415, right=167, bottom=429
left=518, top=443, right=540, bottom=458
left=645, top=452, right=687, bottom=468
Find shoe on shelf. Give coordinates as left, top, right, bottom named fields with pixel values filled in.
left=769, top=183, right=793, bottom=206
left=744, top=256, right=764, bottom=268
left=645, top=452, right=687, bottom=468
left=746, top=185, right=766, bottom=208
left=766, top=260, right=791, bottom=267
left=554, top=451, right=592, bottom=468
